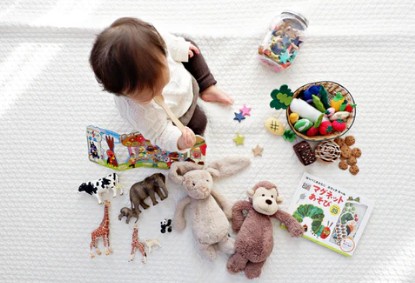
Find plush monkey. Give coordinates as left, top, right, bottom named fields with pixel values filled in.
left=227, top=181, right=303, bottom=279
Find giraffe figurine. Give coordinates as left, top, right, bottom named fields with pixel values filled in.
left=129, top=224, right=147, bottom=263
left=90, top=200, right=112, bottom=258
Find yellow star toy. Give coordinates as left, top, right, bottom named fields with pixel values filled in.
left=252, top=145, right=263, bottom=157
left=233, top=133, right=245, bottom=145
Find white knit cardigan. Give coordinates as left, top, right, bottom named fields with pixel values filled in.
left=114, top=31, right=193, bottom=152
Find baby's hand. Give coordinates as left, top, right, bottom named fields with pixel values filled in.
left=188, top=43, right=200, bottom=58
left=177, top=127, right=196, bottom=150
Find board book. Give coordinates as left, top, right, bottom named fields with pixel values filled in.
left=286, top=172, right=373, bottom=256
left=86, top=125, right=206, bottom=171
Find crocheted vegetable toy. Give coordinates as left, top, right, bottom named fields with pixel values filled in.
left=169, top=156, right=251, bottom=260
left=227, top=181, right=303, bottom=279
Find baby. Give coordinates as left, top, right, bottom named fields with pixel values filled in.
left=89, top=17, right=233, bottom=152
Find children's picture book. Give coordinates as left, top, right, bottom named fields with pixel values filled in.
left=86, top=125, right=206, bottom=171
left=286, top=172, right=373, bottom=257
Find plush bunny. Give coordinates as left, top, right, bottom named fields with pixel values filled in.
left=169, top=156, right=251, bottom=260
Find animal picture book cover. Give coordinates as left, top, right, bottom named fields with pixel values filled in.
left=286, top=172, right=373, bottom=256
left=87, top=125, right=206, bottom=171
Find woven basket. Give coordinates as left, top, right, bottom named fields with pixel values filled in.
left=286, top=81, right=356, bottom=142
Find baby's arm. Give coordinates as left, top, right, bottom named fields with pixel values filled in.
left=114, top=96, right=187, bottom=152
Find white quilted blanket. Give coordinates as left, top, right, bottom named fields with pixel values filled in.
left=1, top=0, right=415, bottom=282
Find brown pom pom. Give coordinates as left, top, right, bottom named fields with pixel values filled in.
left=345, top=136, right=355, bottom=146
left=341, top=145, right=351, bottom=159
left=334, top=137, right=345, bottom=147
left=339, top=160, right=348, bottom=170
left=351, top=148, right=362, bottom=158
left=349, top=165, right=359, bottom=175
left=347, top=156, right=357, bottom=166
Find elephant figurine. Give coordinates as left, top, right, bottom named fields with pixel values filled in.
left=122, top=173, right=168, bottom=220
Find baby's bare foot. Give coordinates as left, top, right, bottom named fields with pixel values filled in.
left=201, top=85, right=233, bottom=105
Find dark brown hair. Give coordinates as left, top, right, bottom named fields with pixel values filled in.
left=89, top=17, right=167, bottom=95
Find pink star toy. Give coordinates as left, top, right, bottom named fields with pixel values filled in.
left=240, top=104, right=251, bottom=117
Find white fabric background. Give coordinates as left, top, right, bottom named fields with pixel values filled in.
left=1, top=0, right=414, bottom=282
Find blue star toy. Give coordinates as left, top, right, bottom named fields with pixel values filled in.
left=234, top=112, right=246, bottom=123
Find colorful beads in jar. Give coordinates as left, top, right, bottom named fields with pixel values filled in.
left=258, top=11, right=308, bottom=72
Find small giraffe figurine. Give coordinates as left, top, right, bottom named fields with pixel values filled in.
left=90, top=200, right=112, bottom=258
left=129, top=224, right=147, bottom=263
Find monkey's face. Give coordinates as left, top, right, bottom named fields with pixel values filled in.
left=252, top=187, right=279, bottom=215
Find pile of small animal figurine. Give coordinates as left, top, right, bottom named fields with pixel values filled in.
left=79, top=172, right=166, bottom=262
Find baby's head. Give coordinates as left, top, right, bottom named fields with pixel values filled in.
left=89, top=17, right=169, bottom=102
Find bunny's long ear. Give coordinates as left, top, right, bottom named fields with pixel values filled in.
left=207, top=156, right=251, bottom=179
left=168, top=162, right=203, bottom=184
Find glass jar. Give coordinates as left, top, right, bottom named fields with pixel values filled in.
left=258, top=10, right=308, bottom=72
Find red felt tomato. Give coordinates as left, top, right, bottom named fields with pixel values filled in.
left=345, top=104, right=353, bottom=113
left=306, top=126, right=319, bottom=137
left=332, top=119, right=346, bottom=132
left=319, top=121, right=333, bottom=135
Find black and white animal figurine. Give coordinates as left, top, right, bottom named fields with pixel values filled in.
left=78, top=173, right=123, bottom=204
left=160, top=219, right=172, bottom=233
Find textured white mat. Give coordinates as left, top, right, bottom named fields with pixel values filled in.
left=1, top=0, right=415, bottom=282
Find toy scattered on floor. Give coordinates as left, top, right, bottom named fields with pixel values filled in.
left=120, top=173, right=168, bottom=222
left=87, top=125, right=206, bottom=171
left=227, top=181, right=303, bottom=279
left=78, top=173, right=122, bottom=204
left=258, top=11, right=308, bottom=72
left=285, top=82, right=356, bottom=141
left=118, top=207, right=139, bottom=224
left=90, top=200, right=112, bottom=258
left=144, top=239, right=161, bottom=254
left=334, top=136, right=361, bottom=175
left=233, top=133, right=245, bottom=145
left=233, top=112, right=246, bottom=123
left=264, top=116, right=285, bottom=136
left=293, top=141, right=316, bottom=165
left=252, top=145, right=264, bottom=157
left=169, top=156, right=251, bottom=260
left=286, top=173, right=373, bottom=256
left=160, top=219, right=172, bottom=233
left=315, top=141, right=341, bottom=162
left=234, top=104, right=252, bottom=123
left=264, top=116, right=297, bottom=143
left=240, top=104, right=251, bottom=116
left=269, top=84, right=294, bottom=110
left=129, top=224, right=147, bottom=263
left=282, top=129, right=296, bottom=142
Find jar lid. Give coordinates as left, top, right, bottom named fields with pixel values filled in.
left=282, top=10, right=309, bottom=28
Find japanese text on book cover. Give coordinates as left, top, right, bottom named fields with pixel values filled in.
left=287, top=172, right=373, bottom=256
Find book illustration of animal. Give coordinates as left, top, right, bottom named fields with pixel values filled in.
left=89, top=142, right=99, bottom=159
left=120, top=173, right=167, bottom=220
left=78, top=173, right=123, bottom=204
left=160, top=219, right=172, bottom=233
left=129, top=225, right=147, bottom=263
left=105, top=136, right=118, bottom=167
left=90, top=200, right=112, bottom=258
